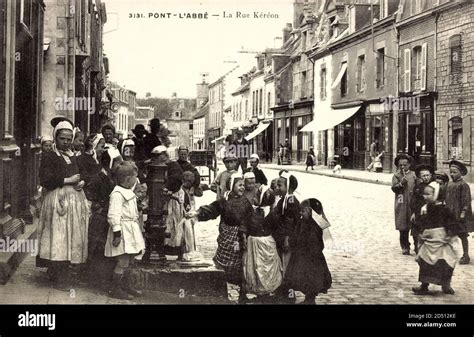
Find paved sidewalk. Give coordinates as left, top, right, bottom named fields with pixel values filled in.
left=260, top=163, right=474, bottom=199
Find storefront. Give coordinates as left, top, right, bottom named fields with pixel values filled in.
left=396, top=94, right=435, bottom=168
left=365, top=102, right=394, bottom=172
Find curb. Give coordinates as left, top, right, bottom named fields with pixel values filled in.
left=260, top=165, right=392, bottom=186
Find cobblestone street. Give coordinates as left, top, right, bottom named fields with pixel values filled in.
left=195, top=167, right=474, bottom=304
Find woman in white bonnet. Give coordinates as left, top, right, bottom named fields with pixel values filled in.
left=36, top=117, right=89, bottom=291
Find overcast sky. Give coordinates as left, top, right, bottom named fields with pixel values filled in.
left=103, top=0, right=294, bottom=98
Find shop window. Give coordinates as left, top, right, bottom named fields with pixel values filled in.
left=450, top=116, right=463, bottom=159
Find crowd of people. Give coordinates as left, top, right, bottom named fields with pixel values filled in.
left=35, top=116, right=332, bottom=304
left=391, top=154, right=473, bottom=296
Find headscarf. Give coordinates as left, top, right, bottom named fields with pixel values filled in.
left=420, top=181, right=441, bottom=215
left=224, top=172, right=243, bottom=200
left=52, top=120, right=74, bottom=157
left=89, top=133, right=104, bottom=163
left=107, top=148, right=122, bottom=170
left=243, top=172, right=255, bottom=180
left=120, top=138, right=135, bottom=157
left=40, top=135, right=53, bottom=144
left=72, top=126, right=81, bottom=141
left=280, top=171, right=297, bottom=215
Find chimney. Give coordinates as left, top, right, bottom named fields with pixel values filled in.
left=282, top=23, right=292, bottom=44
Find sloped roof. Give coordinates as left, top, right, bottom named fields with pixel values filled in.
left=193, top=103, right=209, bottom=120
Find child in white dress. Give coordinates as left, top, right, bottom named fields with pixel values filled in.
left=104, top=161, right=145, bottom=300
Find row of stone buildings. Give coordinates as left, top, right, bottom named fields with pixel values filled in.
left=0, top=0, right=112, bottom=247
left=192, top=0, right=474, bottom=182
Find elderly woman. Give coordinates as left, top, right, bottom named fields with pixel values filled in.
left=36, top=117, right=90, bottom=290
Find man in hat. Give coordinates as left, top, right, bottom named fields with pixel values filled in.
left=210, top=153, right=238, bottom=200
left=410, top=164, right=434, bottom=254
left=245, top=153, right=267, bottom=187
left=175, top=146, right=202, bottom=197
left=144, top=118, right=162, bottom=159
left=391, top=154, right=417, bottom=255
left=131, top=124, right=148, bottom=162
left=446, top=160, right=473, bottom=264
left=232, top=128, right=249, bottom=172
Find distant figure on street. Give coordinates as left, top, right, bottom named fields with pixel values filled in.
left=391, top=154, right=416, bottom=255
left=143, top=118, right=162, bottom=159
left=101, top=124, right=117, bottom=150
left=233, top=128, right=249, bottom=172
left=210, top=154, right=238, bottom=200
left=306, top=146, right=315, bottom=171
left=366, top=139, right=379, bottom=172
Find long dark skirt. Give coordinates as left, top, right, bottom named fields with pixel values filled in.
left=214, top=223, right=243, bottom=285
left=418, top=259, right=454, bottom=286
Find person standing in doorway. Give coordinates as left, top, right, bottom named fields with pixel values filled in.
left=366, top=139, right=379, bottom=172
left=391, top=154, right=416, bottom=255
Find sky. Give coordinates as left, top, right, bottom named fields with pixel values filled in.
left=103, top=0, right=294, bottom=99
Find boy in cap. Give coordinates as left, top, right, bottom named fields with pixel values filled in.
left=246, top=154, right=268, bottom=187
left=210, top=154, right=238, bottom=200
left=445, top=160, right=473, bottom=264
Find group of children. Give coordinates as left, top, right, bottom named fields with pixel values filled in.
left=188, top=153, right=332, bottom=304
left=391, top=155, right=473, bottom=296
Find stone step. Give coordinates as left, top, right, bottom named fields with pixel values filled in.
left=129, top=257, right=228, bottom=298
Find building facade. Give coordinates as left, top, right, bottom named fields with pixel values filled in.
left=135, top=106, right=154, bottom=130
left=108, top=82, right=137, bottom=139
left=0, top=0, right=45, bottom=247
left=435, top=0, right=474, bottom=182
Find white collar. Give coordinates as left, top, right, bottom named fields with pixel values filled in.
left=112, top=185, right=136, bottom=201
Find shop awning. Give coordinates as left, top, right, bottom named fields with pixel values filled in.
left=245, top=122, right=270, bottom=141
left=331, top=63, right=347, bottom=89
left=300, top=105, right=361, bottom=132
left=210, top=135, right=226, bottom=144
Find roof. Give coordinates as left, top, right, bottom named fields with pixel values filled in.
left=193, top=103, right=209, bottom=120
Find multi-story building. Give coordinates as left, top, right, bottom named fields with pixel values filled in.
left=166, top=93, right=196, bottom=150
left=108, top=82, right=137, bottom=139
left=272, top=1, right=319, bottom=163
left=193, top=103, right=208, bottom=150
left=42, top=0, right=108, bottom=136
left=135, top=106, right=154, bottom=130
left=0, top=0, right=45, bottom=278
left=328, top=0, right=400, bottom=171
left=435, top=0, right=474, bottom=182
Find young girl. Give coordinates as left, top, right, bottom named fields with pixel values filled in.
left=104, top=161, right=145, bottom=300
left=269, top=171, right=300, bottom=277
left=445, top=160, right=473, bottom=265
left=210, top=154, right=238, bottom=200
left=181, top=171, right=200, bottom=261
left=77, top=133, right=105, bottom=187
left=391, top=154, right=417, bottom=255
left=284, top=198, right=332, bottom=304
left=412, top=181, right=462, bottom=295
left=84, top=149, right=122, bottom=290
left=186, top=173, right=254, bottom=303
left=242, top=185, right=282, bottom=300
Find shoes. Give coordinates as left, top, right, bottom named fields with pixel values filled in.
left=412, top=285, right=430, bottom=295
left=459, top=255, right=470, bottom=265
left=442, top=286, right=455, bottom=295
left=109, top=274, right=134, bottom=300
left=402, top=248, right=410, bottom=255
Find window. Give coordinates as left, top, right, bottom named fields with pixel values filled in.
left=329, top=16, right=335, bottom=37
left=413, top=46, right=422, bottom=90
left=267, top=92, right=271, bottom=114
left=376, top=48, right=385, bottom=88
left=340, top=62, right=348, bottom=97
left=302, top=31, right=307, bottom=52
left=259, top=89, right=263, bottom=115
left=20, top=0, right=32, bottom=28
left=403, top=48, right=411, bottom=92
left=189, top=123, right=193, bottom=130
left=357, top=55, right=366, bottom=92
left=252, top=91, right=256, bottom=115
left=320, top=66, right=327, bottom=100
left=450, top=117, right=463, bottom=159
left=412, top=0, right=422, bottom=15
left=301, top=71, right=307, bottom=98
left=450, top=35, right=462, bottom=78
left=175, top=111, right=180, bottom=118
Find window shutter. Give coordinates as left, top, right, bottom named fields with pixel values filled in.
left=421, top=43, right=427, bottom=91
left=462, top=116, right=471, bottom=161
left=404, top=49, right=411, bottom=92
